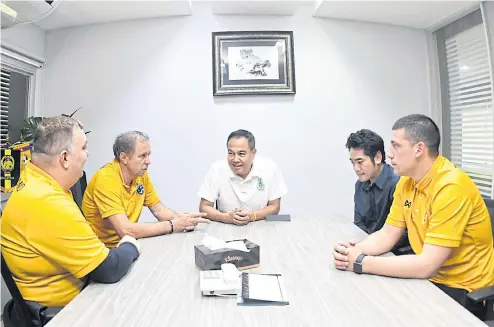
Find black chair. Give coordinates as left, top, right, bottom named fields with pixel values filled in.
left=467, top=198, right=494, bottom=325
left=2, top=256, right=64, bottom=327
left=70, top=171, right=87, bottom=210
left=1, top=255, right=32, bottom=327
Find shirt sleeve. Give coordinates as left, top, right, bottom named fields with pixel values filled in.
left=143, top=174, right=160, bottom=207
left=28, top=197, right=109, bottom=279
left=385, top=178, right=406, bottom=228
left=92, top=174, right=126, bottom=219
left=354, top=182, right=366, bottom=230
left=424, top=184, right=472, bottom=248
left=268, top=164, right=288, bottom=201
left=197, top=165, right=219, bottom=203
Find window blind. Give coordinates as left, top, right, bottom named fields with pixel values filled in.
left=1, top=68, right=10, bottom=144
left=445, top=23, right=494, bottom=199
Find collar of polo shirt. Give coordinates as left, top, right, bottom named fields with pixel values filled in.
left=414, top=156, right=443, bottom=192
left=112, top=159, right=140, bottom=192
left=228, top=160, right=260, bottom=182
left=27, top=162, right=70, bottom=195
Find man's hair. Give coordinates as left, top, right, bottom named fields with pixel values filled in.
left=345, top=129, right=386, bottom=164
left=227, top=129, right=255, bottom=151
left=392, top=114, right=440, bottom=155
left=32, top=116, right=84, bottom=156
left=113, top=131, right=150, bottom=161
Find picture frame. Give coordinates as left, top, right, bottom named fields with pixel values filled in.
left=212, top=31, right=296, bottom=96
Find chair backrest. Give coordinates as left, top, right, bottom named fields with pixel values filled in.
left=70, top=171, right=87, bottom=210
left=485, top=198, right=494, bottom=238
left=1, top=255, right=32, bottom=327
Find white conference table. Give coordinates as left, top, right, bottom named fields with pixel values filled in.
left=46, top=215, right=486, bottom=327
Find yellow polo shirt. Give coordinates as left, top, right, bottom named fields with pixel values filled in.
left=82, top=160, right=160, bottom=248
left=386, top=156, right=494, bottom=291
left=1, top=163, right=109, bottom=307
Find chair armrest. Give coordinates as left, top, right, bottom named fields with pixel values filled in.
left=43, top=306, right=64, bottom=322
left=467, top=286, right=494, bottom=303
left=392, top=246, right=413, bottom=256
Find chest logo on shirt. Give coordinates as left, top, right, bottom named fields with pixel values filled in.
left=404, top=200, right=412, bottom=208
left=257, top=177, right=265, bottom=191
left=136, top=183, right=144, bottom=195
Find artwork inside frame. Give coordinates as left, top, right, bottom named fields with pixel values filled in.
left=212, top=31, right=296, bottom=96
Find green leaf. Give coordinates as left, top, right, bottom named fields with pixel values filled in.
left=13, top=108, right=88, bottom=145
left=61, top=107, right=82, bottom=118
left=20, top=117, right=44, bottom=143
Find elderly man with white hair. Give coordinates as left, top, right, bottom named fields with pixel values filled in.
left=1, top=116, right=140, bottom=324
left=83, top=131, right=210, bottom=248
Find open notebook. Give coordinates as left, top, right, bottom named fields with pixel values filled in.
left=237, top=273, right=289, bottom=306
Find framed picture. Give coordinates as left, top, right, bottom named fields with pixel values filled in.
left=212, top=31, right=296, bottom=96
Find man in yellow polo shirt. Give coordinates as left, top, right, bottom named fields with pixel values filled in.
left=1, top=117, right=140, bottom=323
left=333, top=114, right=494, bottom=319
left=83, top=131, right=209, bottom=248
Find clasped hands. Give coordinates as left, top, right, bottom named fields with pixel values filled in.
left=227, top=208, right=256, bottom=226
left=332, top=240, right=363, bottom=272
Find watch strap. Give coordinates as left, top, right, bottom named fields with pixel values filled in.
left=354, top=253, right=367, bottom=274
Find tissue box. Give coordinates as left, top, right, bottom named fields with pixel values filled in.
left=194, top=239, right=260, bottom=271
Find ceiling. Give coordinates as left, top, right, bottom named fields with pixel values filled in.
left=313, top=0, right=480, bottom=30
left=34, top=1, right=194, bottom=31
left=0, top=0, right=481, bottom=31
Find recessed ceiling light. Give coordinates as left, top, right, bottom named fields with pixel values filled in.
left=0, top=3, right=17, bottom=19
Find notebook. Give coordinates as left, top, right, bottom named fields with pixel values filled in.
left=237, top=273, right=289, bottom=306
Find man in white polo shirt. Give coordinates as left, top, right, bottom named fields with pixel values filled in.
left=198, top=129, right=287, bottom=225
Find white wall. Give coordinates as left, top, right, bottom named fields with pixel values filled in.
left=1, top=24, right=46, bottom=61
left=42, top=3, right=430, bottom=221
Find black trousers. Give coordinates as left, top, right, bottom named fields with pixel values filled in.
left=432, top=282, right=485, bottom=320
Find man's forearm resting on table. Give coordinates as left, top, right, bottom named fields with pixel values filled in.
left=250, top=199, right=281, bottom=221
left=200, top=200, right=229, bottom=223
left=362, top=244, right=451, bottom=279
left=355, top=224, right=405, bottom=256
left=199, top=198, right=281, bottom=222
left=109, top=214, right=172, bottom=239
left=149, top=202, right=176, bottom=221
left=88, top=243, right=139, bottom=283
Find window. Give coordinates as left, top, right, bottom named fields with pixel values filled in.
left=0, top=46, right=42, bottom=147
left=436, top=9, right=494, bottom=199
left=1, top=69, right=10, bottom=143
left=0, top=68, right=29, bottom=146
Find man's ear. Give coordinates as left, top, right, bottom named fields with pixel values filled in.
left=119, top=152, right=128, bottom=164
left=252, top=148, right=257, bottom=156
left=415, top=142, right=426, bottom=158
left=59, top=150, right=69, bottom=169
left=374, top=151, right=383, bottom=165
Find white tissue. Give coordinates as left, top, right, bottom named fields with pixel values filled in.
left=201, top=235, right=250, bottom=252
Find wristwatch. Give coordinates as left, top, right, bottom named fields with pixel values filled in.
left=354, top=253, right=367, bottom=274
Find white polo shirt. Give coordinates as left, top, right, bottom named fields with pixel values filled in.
left=198, top=157, right=288, bottom=212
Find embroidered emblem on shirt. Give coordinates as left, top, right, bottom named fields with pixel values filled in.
left=257, top=177, right=265, bottom=191
left=136, top=183, right=144, bottom=195
left=404, top=200, right=412, bottom=208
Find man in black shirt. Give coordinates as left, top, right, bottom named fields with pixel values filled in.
left=346, top=129, right=410, bottom=254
